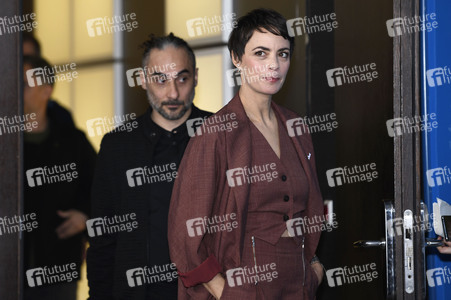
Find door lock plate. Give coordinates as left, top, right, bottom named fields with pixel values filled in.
left=404, top=210, right=414, bottom=294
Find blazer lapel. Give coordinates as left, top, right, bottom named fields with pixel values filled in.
left=223, top=94, right=252, bottom=260
left=272, top=103, right=315, bottom=184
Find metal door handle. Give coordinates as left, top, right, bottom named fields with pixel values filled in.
left=425, top=238, right=444, bottom=247
left=353, top=240, right=386, bottom=248
left=353, top=201, right=395, bottom=299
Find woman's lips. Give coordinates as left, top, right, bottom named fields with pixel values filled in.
left=262, top=76, right=281, bottom=82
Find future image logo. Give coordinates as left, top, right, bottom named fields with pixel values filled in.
left=186, top=114, right=238, bottom=137
left=86, top=113, right=137, bottom=137
left=326, top=63, right=378, bottom=87
left=286, top=13, right=338, bottom=37
left=86, top=213, right=138, bottom=237
left=126, top=163, right=178, bottom=187
left=186, top=13, right=237, bottom=37
left=26, top=263, right=78, bottom=288
left=426, top=267, right=451, bottom=287
left=286, top=113, right=338, bottom=136
left=86, top=13, right=138, bottom=37
left=26, top=63, right=78, bottom=87
left=426, top=67, right=451, bottom=87
left=226, top=163, right=278, bottom=187
left=186, top=213, right=238, bottom=237
left=0, top=13, right=37, bottom=36
left=326, top=263, right=378, bottom=287
left=426, top=167, right=451, bottom=187
left=326, top=163, right=378, bottom=187
left=126, top=264, right=178, bottom=287
left=26, top=163, right=78, bottom=187
left=226, top=263, right=278, bottom=287
left=386, top=14, right=438, bottom=37
left=386, top=114, right=438, bottom=137
left=286, top=213, right=338, bottom=237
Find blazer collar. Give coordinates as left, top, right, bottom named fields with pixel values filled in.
left=224, top=93, right=318, bottom=250
left=225, top=93, right=315, bottom=192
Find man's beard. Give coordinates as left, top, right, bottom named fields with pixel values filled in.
left=146, top=89, right=194, bottom=121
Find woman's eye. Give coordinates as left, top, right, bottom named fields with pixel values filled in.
left=280, top=52, right=289, bottom=58
left=255, top=50, right=265, bottom=57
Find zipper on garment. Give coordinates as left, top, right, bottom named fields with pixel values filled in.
left=251, top=236, right=258, bottom=285
left=302, top=236, right=306, bottom=286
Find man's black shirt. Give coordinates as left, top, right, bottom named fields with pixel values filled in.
left=87, top=105, right=212, bottom=300
left=146, top=118, right=191, bottom=298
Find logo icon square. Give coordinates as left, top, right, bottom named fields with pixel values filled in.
left=26, top=268, right=45, bottom=287
left=386, top=18, right=404, bottom=37
left=286, top=18, right=305, bottom=37
left=186, top=118, right=205, bottom=137
left=226, top=168, right=245, bottom=187
left=326, top=168, right=344, bottom=187
left=326, top=68, right=344, bottom=87
left=226, top=268, right=245, bottom=287
left=186, top=218, right=205, bottom=237
left=186, top=18, right=205, bottom=37
left=26, top=168, right=45, bottom=187
left=126, top=268, right=145, bottom=287
left=86, top=18, right=105, bottom=37
left=326, top=268, right=345, bottom=287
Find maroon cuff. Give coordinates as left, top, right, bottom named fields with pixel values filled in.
left=178, top=254, right=222, bottom=288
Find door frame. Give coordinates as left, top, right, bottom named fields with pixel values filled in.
left=393, top=0, right=425, bottom=298
left=0, top=0, right=23, bottom=299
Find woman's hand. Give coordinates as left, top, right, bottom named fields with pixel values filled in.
left=203, top=273, right=226, bottom=299
left=437, top=236, right=451, bottom=254
left=311, top=261, right=324, bottom=285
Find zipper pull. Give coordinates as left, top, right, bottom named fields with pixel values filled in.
left=251, top=236, right=258, bottom=285
left=302, top=236, right=306, bottom=286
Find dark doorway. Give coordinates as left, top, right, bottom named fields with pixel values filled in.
left=309, top=0, right=393, bottom=299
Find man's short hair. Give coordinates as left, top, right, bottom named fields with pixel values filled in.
left=228, top=8, right=294, bottom=62
left=23, top=32, right=42, bottom=57
left=23, top=55, right=55, bottom=87
left=140, top=33, right=196, bottom=71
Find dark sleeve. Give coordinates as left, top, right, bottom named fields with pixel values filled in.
left=47, top=99, right=76, bottom=128
left=74, top=130, right=97, bottom=217
left=86, top=134, right=117, bottom=300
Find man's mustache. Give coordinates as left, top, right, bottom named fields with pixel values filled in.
left=161, top=100, right=184, bottom=106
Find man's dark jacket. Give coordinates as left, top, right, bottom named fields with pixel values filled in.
left=24, top=108, right=96, bottom=276
left=87, top=105, right=211, bottom=299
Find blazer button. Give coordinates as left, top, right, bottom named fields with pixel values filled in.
left=283, top=195, right=289, bottom=202
left=281, top=175, right=287, bottom=181
left=283, top=214, right=289, bottom=221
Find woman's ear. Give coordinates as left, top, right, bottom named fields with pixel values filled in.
left=231, top=52, right=241, bottom=68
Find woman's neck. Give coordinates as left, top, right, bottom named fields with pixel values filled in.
left=239, top=86, right=274, bottom=125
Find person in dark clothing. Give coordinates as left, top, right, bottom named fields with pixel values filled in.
left=23, top=32, right=42, bottom=56
left=46, top=98, right=76, bottom=128
left=23, top=55, right=96, bottom=300
left=86, top=33, right=212, bottom=300
left=23, top=32, right=76, bottom=128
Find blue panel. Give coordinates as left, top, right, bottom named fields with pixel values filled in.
left=421, top=0, right=451, bottom=299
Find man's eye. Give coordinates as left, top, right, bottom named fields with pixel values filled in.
left=152, top=75, right=167, bottom=84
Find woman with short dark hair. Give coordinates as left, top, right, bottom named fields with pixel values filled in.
left=169, top=8, right=324, bottom=299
